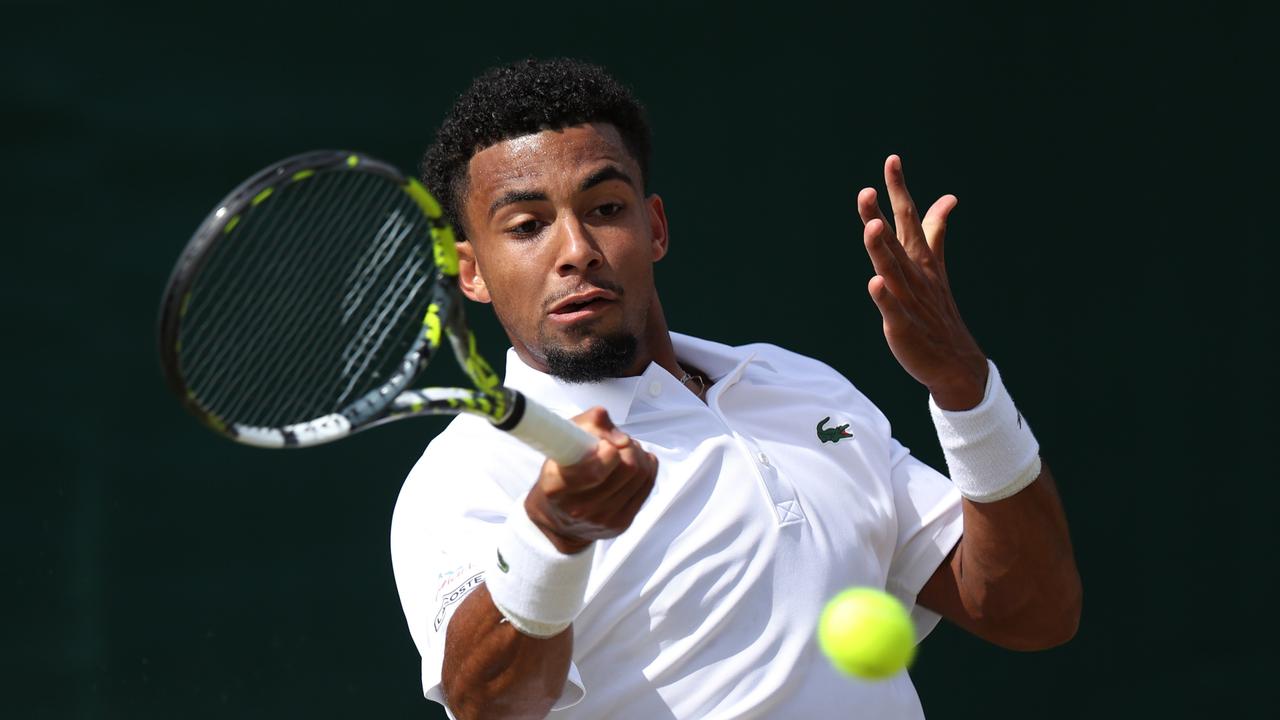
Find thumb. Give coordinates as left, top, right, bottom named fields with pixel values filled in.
left=921, top=194, right=958, bottom=264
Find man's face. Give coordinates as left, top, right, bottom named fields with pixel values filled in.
left=457, top=123, right=668, bottom=379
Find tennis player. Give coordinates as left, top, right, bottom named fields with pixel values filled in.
left=391, top=58, right=1081, bottom=719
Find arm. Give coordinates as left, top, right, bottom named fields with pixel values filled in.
left=441, top=585, right=574, bottom=719
left=917, top=463, right=1080, bottom=650
left=441, top=408, right=657, bottom=719
left=858, top=155, right=1082, bottom=650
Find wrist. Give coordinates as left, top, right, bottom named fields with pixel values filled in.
left=486, top=500, right=595, bottom=639
left=929, top=359, right=1041, bottom=502
left=535, top=523, right=594, bottom=555
left=927, top=359, right=990, bottom=411
left=524, top=494, right=594, bottom=555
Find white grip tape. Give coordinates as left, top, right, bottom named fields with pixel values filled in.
left=486, top=502, right=595, bottom=639
left=929, top=360, right=1042, bottom=503
left=506, top=397, right=598, bottom=466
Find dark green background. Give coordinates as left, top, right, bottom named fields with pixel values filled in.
left=6, top=1, right=1274, bottom=717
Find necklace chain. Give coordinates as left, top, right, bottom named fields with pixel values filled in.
left=678, top=370, right=706, bottom=397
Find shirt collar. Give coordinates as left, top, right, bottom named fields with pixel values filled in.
left=501, top=332, right=773, bottom=423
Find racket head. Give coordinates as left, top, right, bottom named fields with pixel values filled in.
left=158, top=150, right=465, bottom=447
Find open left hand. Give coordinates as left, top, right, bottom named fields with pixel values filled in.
left=858, top=155, right=988, bottom=410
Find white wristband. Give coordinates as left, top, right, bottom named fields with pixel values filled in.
left=929, top=360, right=1042, bottom=503
left=485, top=500, right=594, bottom=639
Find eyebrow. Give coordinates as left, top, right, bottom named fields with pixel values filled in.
left=488, top=189, right=548, bottom=219
left=579, top=165, right=635, bottom=193
left=486, top=165, right=637, bottom=219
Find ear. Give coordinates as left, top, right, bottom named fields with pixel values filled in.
left=646, top=193, right=670, bottom=262
left=456, top=240, right=492, bottom=304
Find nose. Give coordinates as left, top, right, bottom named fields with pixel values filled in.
left=554, top=214, right=603, bottom=275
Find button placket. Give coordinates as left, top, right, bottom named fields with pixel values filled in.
left=733, top=426, right=807, bottom=528
left=703, top=356, right=807, bottom=527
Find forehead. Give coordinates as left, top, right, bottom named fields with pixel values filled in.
left=465, top=123, right=637, bottom=200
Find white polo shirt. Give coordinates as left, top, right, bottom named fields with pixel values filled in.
left=391, top=333, right=964, bottom=719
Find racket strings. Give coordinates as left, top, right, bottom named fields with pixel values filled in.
left=334, top=207, right=424, bottom=375
left=253, top=178, right=431, bottom=424
left=182, top=168, right=357, bottom=382
left=340, top=206, right=418, bottom=324
left=183, top=172, right=356, bottom=421
left=193, top=179, right=429, bottom=427
left=179, top=170, right=439, bottom=428
left=186, top=171, right=369, bottom=418
left=213, top=174, right=406, bottom=422
left=268, top=196, right=436, bottom=423
left=333, top=251, right=431, bottom=405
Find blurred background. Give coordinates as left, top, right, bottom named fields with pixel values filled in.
left=5, top=1, right=1274, bottom=717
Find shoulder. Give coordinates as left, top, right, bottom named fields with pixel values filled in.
left=740, top=342, right=846, bottom=378
left=725, top=341, right=896, bottom=444
left=412, top=413, right=545, bottom=480
left=394, top=414, right=544, bottom=529
left=409, top=413, right=509, bottom=472
left=742, top=342, right=880, bottom=402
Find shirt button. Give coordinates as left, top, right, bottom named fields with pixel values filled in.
left=757, top=452, right=770, bottom=466
left=648, top=381, right=663, bottom=397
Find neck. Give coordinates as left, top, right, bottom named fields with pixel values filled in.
left=638, top=296, right=707, bottom=401
left=638, top=294, right=683, bottom=381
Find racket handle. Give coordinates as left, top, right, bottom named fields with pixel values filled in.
left=497, top=391, right=598, bottom=466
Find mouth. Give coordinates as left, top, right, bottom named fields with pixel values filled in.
left=547, top=288, right=619, bottom=324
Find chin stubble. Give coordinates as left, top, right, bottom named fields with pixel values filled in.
left=542, top=332, right=638, bottom=383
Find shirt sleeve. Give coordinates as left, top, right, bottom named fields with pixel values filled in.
left=390, top=421, right=587, bottom=717
left=883, top=438, right=964, bottom=642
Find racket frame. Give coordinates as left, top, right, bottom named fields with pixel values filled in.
left=158, top=151, right=591, bottom=461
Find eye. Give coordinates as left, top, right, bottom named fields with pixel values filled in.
left=507, top=218, right=542, bottom=237
left=595, top=202, right=623, bottom=218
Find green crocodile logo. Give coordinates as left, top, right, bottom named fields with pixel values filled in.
left=496, top=549, right=509, bottom=573
left=817, top=416, right=854, bottom=444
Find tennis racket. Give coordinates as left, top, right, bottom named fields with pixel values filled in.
left=157, top=150, right=597, bottom=465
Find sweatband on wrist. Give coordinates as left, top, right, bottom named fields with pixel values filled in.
left=929, top=360, right=1042, bottom=503
left=485, top=502, right=594, bottom=639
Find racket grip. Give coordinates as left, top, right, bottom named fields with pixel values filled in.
left=498, top=392, right=598, bottom=466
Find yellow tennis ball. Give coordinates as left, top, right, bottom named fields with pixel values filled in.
left=817, top=587, right=917, bottom=680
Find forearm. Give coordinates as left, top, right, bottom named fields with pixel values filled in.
left=442, top=584, right=574, bottom=720
left=942, top=461, right=1082, bottom=650
left=438, top=408, right=656, bottom=718
left=923, top=361, right=1081, bottom=649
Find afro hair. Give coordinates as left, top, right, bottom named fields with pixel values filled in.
left=420, top=57, right=651, bottom=240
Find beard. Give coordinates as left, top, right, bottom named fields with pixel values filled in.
left=543, top=331, right=638, bottom=383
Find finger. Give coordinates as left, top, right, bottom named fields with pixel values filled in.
left=573, top=406, right=631, bottom=448
left=921, top=194, right=958, bottom=266
left=557, top=439, right=622, bottom=493
left=591, top=440, right=653, bottom=506
left=857, top=187, right=892, bottom=230
left=564, top=448, right=656, bottom=538
left=608, top=453, right=658, bottom=525
left=598, top=456, right=656, bottom=522
left=883, top=155, right=930, bottom=261
left=863, top=218, right=917, bottom=303
left=862, top=187, right=926, bottom=287
left=867, top=275, right=911, bottom=328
